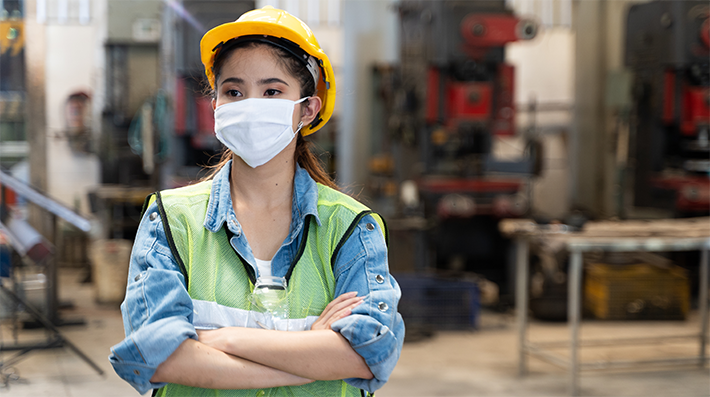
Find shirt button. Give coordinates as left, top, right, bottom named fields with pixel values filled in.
left=378, top=302, right=388, bottom=312
left=256, top=390, right=265, bottom=397
left=366, top=223, right=375, bottom=231
left=375, top=274, right=385, bottom=284
left=133, top=369, right=140, bottom=375
left=134, top=274, right=141, bottom=282
left=149, top=212, right=158, bottom=221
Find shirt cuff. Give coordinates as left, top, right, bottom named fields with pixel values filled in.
left=333, top=312, right=405, bottom=392
left=107, top=357, right=164, bottom=395
left=109, top=317, right=197, bottom=394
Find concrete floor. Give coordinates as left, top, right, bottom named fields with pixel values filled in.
left=0, top=268, right=708, bottom=397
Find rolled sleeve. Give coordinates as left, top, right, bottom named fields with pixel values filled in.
left=108, top=202, right=198, bottom=394
left=331, top=214, right=405, bottom=392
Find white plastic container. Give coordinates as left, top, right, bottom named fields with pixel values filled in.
left=89, top=239, right=131, bottom=305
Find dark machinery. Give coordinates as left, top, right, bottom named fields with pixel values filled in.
left=625, top=1, right=710, bottom=217
left=374, top=0, right=538, bottom=304
left=101, top=0, right=254, bottom=191
left=95, top=1, right=254, bottom=240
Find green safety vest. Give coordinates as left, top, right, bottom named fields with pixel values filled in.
left=147, top=179, right=386, bottom=397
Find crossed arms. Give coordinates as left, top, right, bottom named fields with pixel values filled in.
left=150, top=293, right=373, bottom=389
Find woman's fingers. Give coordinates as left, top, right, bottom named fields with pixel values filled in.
left=318, top=292, right=357, bottom=319
left=327, top=300, right=363, bottom=325
left=324, top=293, right=361, bottom=315
left=311, top=292, right=365, bottom=330
left=324, top=296, right=363, bottom=320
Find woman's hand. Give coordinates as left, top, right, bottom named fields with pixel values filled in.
left=310, top=292, right=364, bottom=331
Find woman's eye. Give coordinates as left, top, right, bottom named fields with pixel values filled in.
left=264, top=89, right=280, bottom=96
left=226, top=89, right=241, bottom=97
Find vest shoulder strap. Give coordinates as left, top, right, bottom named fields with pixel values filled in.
left=316, top=184, right=389, bottom=243
left=316, top=185, right=389, bottom=269
left=141, top=190, right=190, bottom=289
left=141, top=192, right=157, bottom=218
left=156, top=191, right=189, bottom=288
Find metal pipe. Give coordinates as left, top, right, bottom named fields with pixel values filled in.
left=533, top=334, right=701, bottom=349
left=568, top=249, right=583, bottom=396
left=516, top=238, right=530, bottom=377
left=514, top=102, right=574, bottom=113
left=158, top=0, right=178, bottom=190
left=581, top=357, right=706, bottom=371
left=47, top=215, right=58, bottom=325
left=0, top=170, right=91, bottom=232
left=700, top=246, right=709, bottom=366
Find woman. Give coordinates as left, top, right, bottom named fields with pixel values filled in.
left=109, top=6, right=404, bottom=397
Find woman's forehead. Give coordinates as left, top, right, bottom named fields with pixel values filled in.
left=218, top=46, right=292, bottom=83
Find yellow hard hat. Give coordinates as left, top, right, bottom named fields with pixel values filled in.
left=200, top=6, right=335, bottom=136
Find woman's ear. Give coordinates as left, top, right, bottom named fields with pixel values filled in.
left=211, top=97, right=217, bottom=111
left=300, top=96, right=323, bottom=126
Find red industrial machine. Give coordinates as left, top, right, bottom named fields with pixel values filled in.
left=625, top=1, right=710, bottom=216
left=375, top=0, right=538, bottom=306
left=423, top=12, right=533, bottom=138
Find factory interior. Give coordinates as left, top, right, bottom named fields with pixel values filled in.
left=0, top=0, right=709, bottom=396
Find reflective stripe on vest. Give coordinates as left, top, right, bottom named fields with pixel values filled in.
left=192, top=298, right=320, bottom=331
left=148, top=180, right=385, bottom=397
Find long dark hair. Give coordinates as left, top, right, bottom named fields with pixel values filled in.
left=203, top=40, right=337, bottom=189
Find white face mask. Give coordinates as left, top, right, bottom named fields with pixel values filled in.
left=214, top=97, right=308, bottom=168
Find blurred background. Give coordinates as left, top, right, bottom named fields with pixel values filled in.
left=0, top=0, right=708, bottom=396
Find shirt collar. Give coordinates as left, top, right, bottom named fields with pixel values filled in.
left=203, top=160, right=321, bottom=233
left=294, top=163, right=321, bottom=227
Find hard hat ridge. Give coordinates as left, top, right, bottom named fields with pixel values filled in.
left=213, top=34, right=321, bottom=90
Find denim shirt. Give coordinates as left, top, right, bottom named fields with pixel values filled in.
left=109, top=162, right=405, bottom=394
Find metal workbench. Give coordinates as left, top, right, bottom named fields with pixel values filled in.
left=501, top=218, right=710, bottom=396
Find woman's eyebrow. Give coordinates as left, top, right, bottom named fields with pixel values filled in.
left=219, top=77, right=288, bottom=87
left=258, top=77, right=289, bottom=86
left=219, top=77, right=244, bottom=86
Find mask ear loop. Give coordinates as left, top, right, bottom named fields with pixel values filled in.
left=296, top=97, right=310, bottom=133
